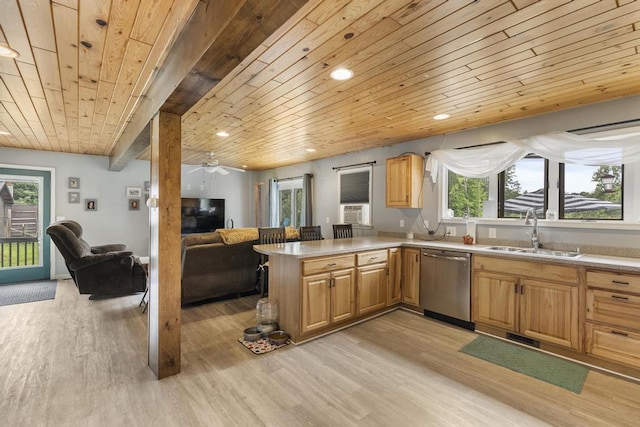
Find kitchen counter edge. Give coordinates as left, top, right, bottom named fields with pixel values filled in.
left=253, top=237, right=640, bottom=273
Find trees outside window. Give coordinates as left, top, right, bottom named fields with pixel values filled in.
left=445, top=157, right=623, bottom=221
left=560, top=164, right=622, bottom=220
left=447, top=171, right=488, bottom=218
left=499, top=156, right=547, bottom=218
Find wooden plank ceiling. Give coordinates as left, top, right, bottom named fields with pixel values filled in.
left=1, top=0, right=640, bottom=171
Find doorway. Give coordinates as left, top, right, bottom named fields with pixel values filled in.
left=0, top=167, right=52, bottom=284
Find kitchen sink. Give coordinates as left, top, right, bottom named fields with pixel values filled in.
left=486, top=246, right=523, bottom=252
left=485, top=246, right=583, bottom=258
left=517, top=248, right=583, bottom=258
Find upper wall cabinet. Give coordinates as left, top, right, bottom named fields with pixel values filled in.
left=386, top=154, right=425, bottom=208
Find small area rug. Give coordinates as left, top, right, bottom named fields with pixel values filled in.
left=238, top=337, right=290, bottom=355
left=0, top=280, right=57, bottom=307
left=460, top=335, right=589, bottom=394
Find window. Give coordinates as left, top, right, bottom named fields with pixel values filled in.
left=559, top=164, right=623, bottom=220
left=273, top=178, right=303, bottom=227
left=499, top=156, right=547, bottom=218
left=338, top=166, right=372, bottom=226
left=446, top=171, right=488, bottom=218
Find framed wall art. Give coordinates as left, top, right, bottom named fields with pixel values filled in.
left=68, top=192, right=80, bottom=204
left=68, top=177, right=80, bottom=189
left=85, top=199, right=97, bottom=211
left=126, top=187, right=141, bottom=198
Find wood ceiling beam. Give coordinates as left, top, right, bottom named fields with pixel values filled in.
left=108, top=0, right=309, bottom=171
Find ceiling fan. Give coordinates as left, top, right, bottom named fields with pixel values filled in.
left=187, top=154, right=246, bottom=175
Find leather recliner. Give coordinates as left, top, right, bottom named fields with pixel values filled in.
left=46, top=220, right=146, bottom=299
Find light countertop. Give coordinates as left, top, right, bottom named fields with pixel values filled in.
left=253, top=236, right=640, bottom=273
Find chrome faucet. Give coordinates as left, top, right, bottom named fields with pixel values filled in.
left=524, top=208, right=539, bottom=249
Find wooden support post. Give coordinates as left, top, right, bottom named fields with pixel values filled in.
left=148, top=111, right=182, bottom=379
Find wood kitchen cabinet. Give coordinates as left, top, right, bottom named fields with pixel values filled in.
left=386, top=154, right=424, bottom=208
left=401, top=247, right=420, bottom=306
left=473, top=255, right=580, bottom=351
left=473, top=271, right=518, bottom=331
left=585, top=270, right=640, bottom=369
left=301, top=255, right=356, bottom=334
left=356, top=250, right=388, bottom=316
left=387, top=248, right=402, bottom=305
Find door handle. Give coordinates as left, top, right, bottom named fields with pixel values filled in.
left=423, top=253, right=468, bottom=262
left=611, top=295, right=629, bottom=301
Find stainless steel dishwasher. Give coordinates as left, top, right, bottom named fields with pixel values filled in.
left=419, top=248, right=474, bottom=329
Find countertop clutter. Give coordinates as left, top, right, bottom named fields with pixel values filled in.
left=254, top=236, right=640, bottom=273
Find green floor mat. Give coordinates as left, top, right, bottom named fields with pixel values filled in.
left=460, top=335, right=589, bottom=393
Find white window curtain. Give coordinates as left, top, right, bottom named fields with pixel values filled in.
left=268, top=179, right=278, bottom=227
left=509, top=131, right=640, bottom=165
left=426, top=143, right=529, bottom=182
left=427, top=130, right=640, bottom=182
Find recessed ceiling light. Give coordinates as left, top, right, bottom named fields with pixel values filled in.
left=305, top=148, right=316, bottom=152
left=216, top=131, right=229, bottom=137
left=242, top=165, right=248, bottom=169
left=0, top=43, right=19, bottom=58
left=330, top=68, right=353, bottom=81
left=433, top=113, right=450, bottom=120
left=0, top=130, right=10, bottom=135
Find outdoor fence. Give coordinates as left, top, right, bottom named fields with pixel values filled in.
left=0, top=237, right=39, bottom=267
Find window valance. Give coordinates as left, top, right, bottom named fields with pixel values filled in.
left=427, top=130, right=640, bottom=182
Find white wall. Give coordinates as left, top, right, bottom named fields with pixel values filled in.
left=180, top=165, right=255, bottom=228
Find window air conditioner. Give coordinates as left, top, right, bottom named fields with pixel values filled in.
left=343, top=205, right=363, bottom=224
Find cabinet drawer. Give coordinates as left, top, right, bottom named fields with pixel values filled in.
left=586, top=270, right=640, bottom=294
left=586, top=323, right=640, bottom=369
left=302, top=255, right=355, bottom=276
left=357, top=250, right=388, bottom=266
left=586, top=289, right=640, bottom=331
left=473, top=255, right=578, bottom=283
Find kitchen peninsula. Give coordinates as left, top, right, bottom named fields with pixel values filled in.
left=254, top=237, right=408, bottom=343
left=255, top=236, right=640, bottom=379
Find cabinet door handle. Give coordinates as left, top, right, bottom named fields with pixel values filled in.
left=514, top=283, right=518, bottom=294
left=611, top=330, right=629, bottom=337
left=611, top=295, right=629, bottom=301
left=520, top=284, right=525, bottom=295
left=415, top=254, right=419, bottom=263
left=611, top=280, right=629, bottom=286
left=329, top=278, right=335, bottom=288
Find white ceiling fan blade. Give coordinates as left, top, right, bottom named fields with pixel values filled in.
left=187, top=166, right=203, bottom=174
left=215, top=167, right=229, bottom=175
left=222, top=166, right=246, bottom=173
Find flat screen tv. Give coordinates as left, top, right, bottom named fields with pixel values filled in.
left=181, top=198, right=225, bottom=234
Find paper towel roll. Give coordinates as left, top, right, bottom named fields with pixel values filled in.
left=466, top=220, right=476, bottom=242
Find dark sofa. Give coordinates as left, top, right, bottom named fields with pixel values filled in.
left=180, top=231, right=261, bottom=305
left=180, top=227, right=301, bottom=305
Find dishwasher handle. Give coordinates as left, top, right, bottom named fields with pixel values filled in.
left=422, top=252, right=469, bottom=263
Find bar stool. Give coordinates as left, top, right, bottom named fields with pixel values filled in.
left=333, top=223, right=353, bottom=239
left=257, top=227, right=287, bottom=296
left=299, top=225, right=323, bottom=241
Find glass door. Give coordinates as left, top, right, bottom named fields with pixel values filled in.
left=0, top=168, right=51, bottom=284
left=277, top=178, right=303, bottom=227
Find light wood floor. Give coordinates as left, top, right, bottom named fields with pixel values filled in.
left=1, top=279, right=639, bottom=426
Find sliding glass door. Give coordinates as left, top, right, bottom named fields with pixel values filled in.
left=0, top=167, right=51, bottom=284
